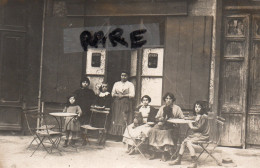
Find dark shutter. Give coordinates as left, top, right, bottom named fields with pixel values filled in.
left=164, top=16, right=212, bottom=111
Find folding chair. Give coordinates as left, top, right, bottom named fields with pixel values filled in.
left=194, top=116, right=225, bottom=166
left=124, top=121, right=147, bottom=158
left=31, top=113, right=62, bottom=157
left=81, top=107, right=110, bottom=146
left=23, top=106, right=55, bottom=150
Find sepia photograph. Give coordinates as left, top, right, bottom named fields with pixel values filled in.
left=0, top=0, right=260, bottom=167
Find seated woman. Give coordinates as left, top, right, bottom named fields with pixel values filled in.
left=122, top=95, right=157, bottom=155
left=147, top=92, right=184, bottom=161
left=169, top=101, right=210, bottom=168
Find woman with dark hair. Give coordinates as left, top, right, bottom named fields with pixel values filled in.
left=122, top=95, right=157, bottom=154
left=169, top=101, right=210, bottom=168
left=73, top=76, right=95, bottom=125
left=109, top=71, right=135, bottom=138
left=147, top=92, right=184, bottom=161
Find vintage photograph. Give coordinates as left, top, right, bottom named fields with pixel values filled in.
left=0, top=0, right=260, bottom=168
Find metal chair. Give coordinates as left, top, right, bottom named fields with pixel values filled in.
left=31, top=113, right=62, bottom=157
left=23, top=106, right=55, bottom=150
left=124, top=121, right=147, bottom=158
left=81, top=107, right=110, bottom=146
left=194, top=116, right=225, bottom=166
left=24, top=104, right=62, bottom=157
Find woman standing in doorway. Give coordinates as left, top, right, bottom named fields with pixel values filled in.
left=109, top=71, right=135, bottom=139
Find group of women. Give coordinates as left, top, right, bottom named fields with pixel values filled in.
left=66, top=70, right=210, bottom=168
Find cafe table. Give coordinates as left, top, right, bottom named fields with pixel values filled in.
left=167, top=118, right=195, bottom=124
left=167, top=118, right=195, bottom=159
left=49, top=112, right=78, bottom=132
left=48, top=112, right=78, bottom=150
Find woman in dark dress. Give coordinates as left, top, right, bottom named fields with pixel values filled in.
left=73, top=77, right=95, bottom=125
left=73, top=77, right=95, bottom=145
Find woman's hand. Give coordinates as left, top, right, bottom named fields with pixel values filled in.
left=73, top=116, right=79, bottom=122
left=118, top=93, right=123, bottom=98
left=158, top=117, right=165, bottom=122
left=188, top=121, right=194, bottom=128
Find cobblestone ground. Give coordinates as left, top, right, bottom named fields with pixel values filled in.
left=0, top=135, right=260, bottom=168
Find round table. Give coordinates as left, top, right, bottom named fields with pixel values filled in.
left=166, top=118, right=195, bottom=159
left=48, top=112, right=78, bottom=151
left=167, top=118, right=194, bottom=124
left=49, top=112, right=78, bottom=132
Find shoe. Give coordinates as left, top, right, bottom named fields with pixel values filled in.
left=82, top=139, right=87, bottom=146
left=128, top=149, right=135, bottom=155
left=161, top=152, right=169, bottom=162
left=70, top=139, right=76, bottom=147
left=126, top=145, right=132, bottom=153
left=168, top=154, right=182, bottom=165
left=187, top=156, right=197, bottom=168
left=148, top=153, right=156, bottom=160
left=187, top=163, right=197, bottom=168
left=63, top=140, right=68, bottom=148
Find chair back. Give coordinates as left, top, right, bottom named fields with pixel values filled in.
left=23, top=106, right=42, bottom=135
left=89, top=108, right=110, bottom=129
left=41, top=102, right=64, bottom=131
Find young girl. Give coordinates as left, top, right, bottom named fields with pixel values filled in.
left=93, top=83, right=112, bottom=145
left=169, top=101, right=210, bottom=168
left=63, top=95, right=82, bottom=147
left=95, top=83, right=112, bottom=108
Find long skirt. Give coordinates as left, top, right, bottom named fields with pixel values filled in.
left=109, top=97, right=133, bottom=136
left=123, top=123, right=152, bottom=146
left=64, top=117, right=81, bottom=132
left=148, top=124, right=179, bottom=153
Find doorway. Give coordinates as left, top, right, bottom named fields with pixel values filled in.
left=220, top=12, right=260, bottom=147
left=106, top=50, right=131, bottom=93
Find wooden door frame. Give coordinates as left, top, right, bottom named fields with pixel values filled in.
left=219, top=12, right=250, bottom=148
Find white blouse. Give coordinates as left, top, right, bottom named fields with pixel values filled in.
left=111, top=81, right=135, bottom=98
left=139, top=106, right=150, bottom=123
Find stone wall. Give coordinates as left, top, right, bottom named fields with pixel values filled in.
left=189, top=0, right=216, bottom=16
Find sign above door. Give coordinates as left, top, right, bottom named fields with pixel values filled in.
left=64, top=23, right=160, bottom=53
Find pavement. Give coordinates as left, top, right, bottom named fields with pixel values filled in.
left=0, top=133, right=260, bottom=168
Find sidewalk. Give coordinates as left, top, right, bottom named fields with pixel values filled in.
left=0, top=134, right=260, bottom=168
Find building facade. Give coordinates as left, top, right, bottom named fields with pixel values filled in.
left=1, top=0, right=260, bottom=148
